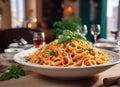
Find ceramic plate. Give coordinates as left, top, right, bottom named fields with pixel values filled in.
left=13, top=48, right=120, bottom=79
left=95, top=43, right=118, bottom=50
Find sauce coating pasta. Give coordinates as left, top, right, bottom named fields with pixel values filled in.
left=28, top=38, right=109, bottom=66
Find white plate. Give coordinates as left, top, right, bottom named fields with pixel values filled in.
left=9, top=43, right=33, bottom=49
left=95, top=43, right=118, bottom=50
left=4, top=48, right=24, bottom=60
left=13, top=48, right=120, bottom=79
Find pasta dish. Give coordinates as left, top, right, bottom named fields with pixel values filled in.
left=27, top=38, right=109, bottom=67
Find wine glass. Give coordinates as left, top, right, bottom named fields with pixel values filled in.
left=77, top=24, right=88, bottom=36
left=90, top=24, right=101, bottom=44
left=33, top=32, right=45, bottom=48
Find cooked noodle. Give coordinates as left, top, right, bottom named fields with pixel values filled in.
left=28, top=38, right=109, bottom=66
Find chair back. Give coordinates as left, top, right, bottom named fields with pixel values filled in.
left=0, top=28, right=39, bottom=53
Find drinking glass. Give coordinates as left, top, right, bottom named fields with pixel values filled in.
left=33, top=32, right=45, bottom=48
left=77, top=25, right=88, bottom=36
left=90, top=24, right=101, bottom=44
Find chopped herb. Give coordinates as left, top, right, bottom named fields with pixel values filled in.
left=50, top=50, right=56, bottom=56
left=0, top=64, right=25, bottom=81
left=14, top=49, right=18, bottom=53
left=88, top=48, right=94, bottom=53
left=25, top=58, right=30, bottom=62
left=39, top=47, right=43, bottom=50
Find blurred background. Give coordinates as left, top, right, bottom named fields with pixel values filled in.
left=0, top=0, right=120, bottom=52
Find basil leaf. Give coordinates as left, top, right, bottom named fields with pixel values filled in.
left=74, top=34, right=87, bottom=41
left=0, top=64, right=25, bottom=81
left=58, top=36, right=72, bottom=44
left=16, top=66, right=25, bottom=76
left=0, top=72, right=12, bottom=81
left=50, top=50, right=55, bottom=56
left=12, top=74, right=19, bottom=79
left=63, top=30, right=73, bottom=36
left=58, top=30, right=88, bottom=44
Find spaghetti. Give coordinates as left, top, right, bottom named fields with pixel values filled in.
left=28, top=38, right=109, bottom=66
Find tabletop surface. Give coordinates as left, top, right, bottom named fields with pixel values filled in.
left=0, top=53, right=120, bottom=87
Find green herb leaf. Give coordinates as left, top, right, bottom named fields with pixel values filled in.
left=74, top=33, right=87, bottom=41
left=50, top=50, right=56, bottom=56
left=53, top=17, right=81, bottom=35
left=12, top=74, right=19, bottom=79
left=16, top=66, right=25, bottom=76
left=14, top=49, right=18, bottom=53
left=58, top=36, right=72, bottom=44
left=88, top=48, right=94, bottom=53
left=0, top=72, right=12, bottom=81
left=57, top=30, right=88, bottom=44
left=0, top=64, right=25, bottom=81
left=63, top=30, right=73, bottom=36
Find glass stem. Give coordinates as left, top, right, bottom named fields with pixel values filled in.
left=94, top=35, right=97, bottom=44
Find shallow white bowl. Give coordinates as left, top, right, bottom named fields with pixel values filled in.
left=13, top=48, right=120, bottom=79
left=4, top=48, right=24, bottom=60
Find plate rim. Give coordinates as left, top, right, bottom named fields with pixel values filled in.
left=95, top=43, right=118, bottom=48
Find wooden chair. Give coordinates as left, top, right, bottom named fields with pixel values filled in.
left=111, top=30, right=120, bottom=40
left=0, top=28, right=40, bottom=53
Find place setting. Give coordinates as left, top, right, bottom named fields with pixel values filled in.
left=5, top=25, right=120, bottom=80
left=0, top=16, right=120, bottom=87
left=12, top=29, right=120, bottom=80
left=89, top=24, right=120, bottom=53
left=9, top=38, right=33, bottom=49
left=1, top=31, right=45, bottom=61
left=1, top=0, right=120, bottom=86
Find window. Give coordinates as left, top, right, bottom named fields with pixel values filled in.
left=10, top=0, right=25, bottom=28
left=107, top=0, right=119, bottom=40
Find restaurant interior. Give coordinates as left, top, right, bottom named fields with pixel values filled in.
left=0, top=0, right=120, bottom=87
left=0, top=0, right=120, bottom=52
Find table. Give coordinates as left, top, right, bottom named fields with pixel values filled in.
left=0, top=54, right=120, bottom=87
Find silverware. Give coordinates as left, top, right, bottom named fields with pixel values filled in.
left=13, top=39, right=22, bottom=46
left=19, top=38, right=28, bottom=45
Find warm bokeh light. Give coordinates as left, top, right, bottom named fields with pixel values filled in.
left=33, top=17, right=37, bottom=23
left=28, top=23, right=32, bottom=28
left=19, top=18, right=23, bottom=23
left=67, top=6, right=72, bottom=13
left=64, top=6, right=73, bottom=17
